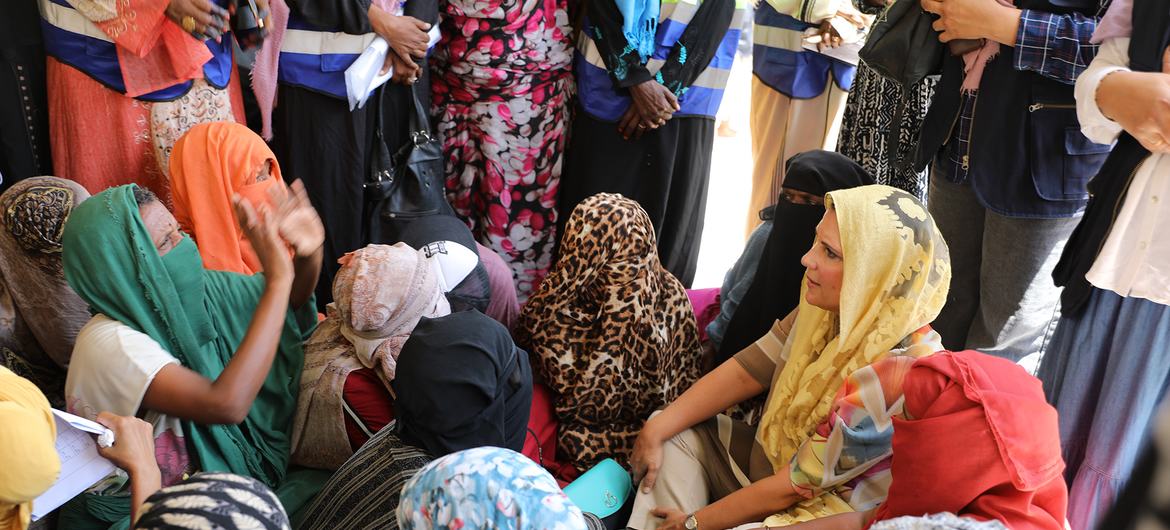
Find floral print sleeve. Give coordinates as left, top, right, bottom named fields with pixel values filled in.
left=788, top=326, right=944, bottom=511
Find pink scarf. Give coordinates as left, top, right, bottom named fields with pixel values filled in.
left=959, top=0, right=1015, bottom=93
left=251, top=0, right=397, bottom=139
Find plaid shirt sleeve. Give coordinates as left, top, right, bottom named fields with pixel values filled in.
left=1013, top=7, right=1104, bottom=85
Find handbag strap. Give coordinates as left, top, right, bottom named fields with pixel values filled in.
left=407, top=82, right=434, bottom=146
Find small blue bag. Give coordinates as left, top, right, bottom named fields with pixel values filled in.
left=564, top=459, right=634, bottom=528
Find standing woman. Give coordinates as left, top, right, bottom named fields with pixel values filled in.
left=1039, top=1, right=1170, bottom=528
left=430, top=0, right=574, bottom=299
left=265, top=0, right=439, bottom=308
left=39, top=0, right=253, bottom=203
left=557, top=0, right=742, bottom=287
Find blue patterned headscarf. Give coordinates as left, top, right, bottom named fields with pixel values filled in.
left=397, top=447, right=588, bottom=530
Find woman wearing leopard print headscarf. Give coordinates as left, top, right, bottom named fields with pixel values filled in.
left=516, top=193, right=702, bottom=473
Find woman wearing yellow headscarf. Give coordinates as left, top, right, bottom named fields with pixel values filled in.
left=625, top=185, right=951, bottom=530
left=0, top=366, right=60, bottom=530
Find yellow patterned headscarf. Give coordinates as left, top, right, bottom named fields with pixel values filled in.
left=0, top=366, right=60, bottom=530
left=757, top=185, right=951, bottom=471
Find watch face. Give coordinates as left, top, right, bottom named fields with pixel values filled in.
left=685, top=515, right=698, bottom=530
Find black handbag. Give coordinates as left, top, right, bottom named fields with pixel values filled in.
left=857, top=0, right=944, bottom=90
left=363, top=83, right=449, bottom=219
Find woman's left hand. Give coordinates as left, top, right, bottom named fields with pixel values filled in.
left=651, top=507, right=690, bottom=530
left=269, top=180, right=325, bottom=259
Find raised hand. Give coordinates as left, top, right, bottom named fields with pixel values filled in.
left=234, top=193, right=294, bottom=283
left=269, top=180, right=325, bottom=259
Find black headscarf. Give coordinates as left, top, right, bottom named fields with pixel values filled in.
left=395, top=215, right=492, bottom=313
left=716, top=151, right=874, bottom=363
left=392, top=310, right=533, bottom=456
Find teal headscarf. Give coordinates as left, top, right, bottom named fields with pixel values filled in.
left=59, top=185, right=322, bottom=529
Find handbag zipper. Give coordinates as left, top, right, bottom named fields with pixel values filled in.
left=962, top=96, right=979, bottom=172
left=1028, top=103, right=1076, bottom=112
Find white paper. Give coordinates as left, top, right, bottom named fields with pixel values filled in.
left=801, top=24, right=866, bottom=66
left=31, top=412, right=118, bottom=521
left=801, top=37, right=864, bottom=66
left=345, top=25, right=444, bottom=111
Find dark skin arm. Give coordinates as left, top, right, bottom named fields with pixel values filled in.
left=141, top=193, right=301, bottom=425
left=95, top=412, right=162, bottom=524
left=272, top=180, right=324, bottom=309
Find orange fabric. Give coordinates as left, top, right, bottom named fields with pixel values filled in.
left=47, top=58, right=245, bottom=205
left=170, top=122, right=285, bottom=274
left=867, top=350, right=1067, bottom=530
left=92, top=0, right=212, bottom=98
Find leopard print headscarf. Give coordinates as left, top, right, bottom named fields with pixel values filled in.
left=516, top=193, right=701, bottom=471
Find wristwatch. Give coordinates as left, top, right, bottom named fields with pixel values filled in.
left=684, top=514, right=699, bottom=530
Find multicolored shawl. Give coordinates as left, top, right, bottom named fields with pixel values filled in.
left=0, top=366, right=59, bottom=530
left=61, top=185, right=321, bottom=528
left=757, top=185, right=951, bottom=519
left=397, top=447, right=588, bottom=530
left=515, top=193, right=701, bottom=471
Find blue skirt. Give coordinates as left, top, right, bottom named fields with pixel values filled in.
left=1037, top=287, right=1170, bottom=530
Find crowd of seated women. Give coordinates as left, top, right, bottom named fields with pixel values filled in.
left=0, top=123, right=1106, bottom=530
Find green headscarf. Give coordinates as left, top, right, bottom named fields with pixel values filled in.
left=60, top=185, right=322, bottom=529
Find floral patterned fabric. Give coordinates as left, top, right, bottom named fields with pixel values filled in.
left=430, top=0, right=574, bottom=299
left=397, top=447, right=588, bottom=530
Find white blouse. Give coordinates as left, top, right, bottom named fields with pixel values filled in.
left=1075, top=37, right=1170, bottom=306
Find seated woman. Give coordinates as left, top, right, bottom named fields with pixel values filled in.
left=861, top=350, right=1066, bottom=530
left=390, top=213, right=521, bottom=331
left=0, top=177, right=92, bottom=400
left=627, top=185, right=951, bottom=529
left=298, top=310, right=533, bottom=530
left=168, top=121, right=287, bottom=275
left=60, top=183, right=327, bottom=528
left=1, top=366, right=159, bottom=529
left=516, top=193, right=701, bottom=473
left=133, top=473, right=290, bottom=530
left=712, top=151, right=874, bottom=365
left=393, top=310, right=533, bottom=455
left=397, top=447, right=589, bottom=530
left=291, top=243, right=450, bottom=470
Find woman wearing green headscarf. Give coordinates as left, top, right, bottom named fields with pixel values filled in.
left=59, top=181, right=327, bottom=529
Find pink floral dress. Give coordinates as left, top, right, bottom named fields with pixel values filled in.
left=430, top=0, right=574, bottom=299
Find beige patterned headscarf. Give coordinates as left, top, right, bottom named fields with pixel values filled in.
left=291, top=243, right=450, bottom=469
left=0, top=177, right=91, bottom=369
left=758, top=185, right=951, bottom=470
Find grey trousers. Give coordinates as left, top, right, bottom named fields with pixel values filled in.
left=927, top=174, right=1081, bottom=362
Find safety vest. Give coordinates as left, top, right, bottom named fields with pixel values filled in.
left=751, top=1, right=853, bottom=99
left=277, top=12, right=377, bottom=100
left=575, top=0, right=747, bottom=121
left=38, top=0, right=234, bottom=102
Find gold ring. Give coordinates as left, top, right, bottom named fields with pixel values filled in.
left=181, top=15, right=197, bottom=33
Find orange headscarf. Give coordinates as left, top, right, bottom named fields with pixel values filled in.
left=170, top=122, right=287, bottom=274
